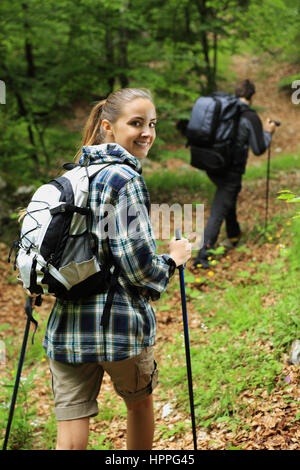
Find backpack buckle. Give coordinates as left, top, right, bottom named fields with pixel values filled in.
left=50, top=203, right=67, bottom=215
left=8, top=240, right=20, bottom=270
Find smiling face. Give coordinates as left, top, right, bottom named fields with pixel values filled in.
left=101, top=98, right=157, bottom=159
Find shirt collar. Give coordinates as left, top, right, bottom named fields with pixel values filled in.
left=79, top=143, right=143, bottom=174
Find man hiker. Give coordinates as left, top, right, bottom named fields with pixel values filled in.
left=193, top=79, right=276, bottom=269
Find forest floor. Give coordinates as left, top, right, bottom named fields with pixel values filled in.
left=0, top=55, right=300, bottom=451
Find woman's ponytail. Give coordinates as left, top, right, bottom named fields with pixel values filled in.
left=75, top=100, right=106, bottom=162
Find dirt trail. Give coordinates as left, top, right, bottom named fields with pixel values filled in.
left=232, top=54, right=300, bottom=160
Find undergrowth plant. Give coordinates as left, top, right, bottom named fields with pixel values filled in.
left=0, top=309, right=53, bottom=450
left=0, top=366, right=39, bottom=450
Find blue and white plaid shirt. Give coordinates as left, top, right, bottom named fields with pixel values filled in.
left=43, top=144, right=174, bottom=362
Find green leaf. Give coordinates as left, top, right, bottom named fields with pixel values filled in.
left=278, top=193, right=296, bottom=200
left=287, top=197, right=300, bottom=203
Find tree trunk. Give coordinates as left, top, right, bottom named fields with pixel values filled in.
left=21, top=1, right=40, bottom=175
left=118, top=2, right=130, bottom=88
left=15, top=92, right=39, bottom=175
left=195, top=0, right=217, bottom=94
left=22, top=2, right=35, bottom=79
left=118, top=26, right=129, bottom=88
left=213, top=32, right=218, bottom=85
left=105, top=29, right=116, bottom=93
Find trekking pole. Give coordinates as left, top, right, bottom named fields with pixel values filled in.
left=175, top=228, right=197, bottom=451
left=265, top=121, right=280, bottom=231
left=265, top=144, right=271, bottom=231
left=2, top=296, right=39, bottom=451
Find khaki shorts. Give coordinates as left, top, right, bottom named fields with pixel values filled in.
left=49, top=347, right=158, bottom=421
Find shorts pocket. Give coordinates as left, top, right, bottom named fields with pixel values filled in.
left=150, top=360, right=158, bottom=392
left=136, top=349, right=158, bottom=392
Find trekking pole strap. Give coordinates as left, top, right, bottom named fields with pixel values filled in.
left=100, top=266, right=121, bottom=329
left=25, top=296, right=40, bottom=344
left=50, top=203, right=90, bottom=216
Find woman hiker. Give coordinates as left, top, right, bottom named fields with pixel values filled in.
left=43, top=88, right=192, bottom=450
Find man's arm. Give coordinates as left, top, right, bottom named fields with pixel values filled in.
left=242, top=111, right=275, bottom=156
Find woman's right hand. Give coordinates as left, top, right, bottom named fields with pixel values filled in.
left=169, top=237, right=192, bottom=267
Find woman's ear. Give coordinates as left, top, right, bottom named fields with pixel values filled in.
left=101, top=119, right=114, bottom=140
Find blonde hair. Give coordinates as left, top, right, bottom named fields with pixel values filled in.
left=75, top=88, right=154, bottom=162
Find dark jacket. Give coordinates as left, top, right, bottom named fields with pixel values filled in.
left=231, top=100, right=272, bottom=174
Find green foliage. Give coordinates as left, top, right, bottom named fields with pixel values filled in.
left=278, top=74, right=300, bottom=91
left=144, top=151, right=300, bottom=203
left=144, top=167, right=217, bottom=204
left=238, top=0, right=300, bottom=60
left=88, top=434, right=113, bottom=451
left=156, top=422, right=186, bottom=441
left=207, top=246, right=225, bottom=256
left=244, top=152, right=300, bottom=181
left=0, top=0, right=298, bottom=187
left=278, top=190, right=300, bottom=218
left=0, top=366, right=39, bottom=450
left=0, top=0, right=255, bottom=187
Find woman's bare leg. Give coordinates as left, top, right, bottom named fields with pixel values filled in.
left=125, top=395, right=154, bottom=450
left=56, top=417, right=89, bottom=450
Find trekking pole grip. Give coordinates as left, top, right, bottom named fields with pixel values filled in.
left=175, top=228, right=181, bottom=241
left=175, top=228, right=184, bottom=270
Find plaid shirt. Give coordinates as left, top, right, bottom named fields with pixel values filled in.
left=43, top=144, right=174, bottom=362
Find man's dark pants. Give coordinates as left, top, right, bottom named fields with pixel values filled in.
left=196, top=171, right=242, bottom=262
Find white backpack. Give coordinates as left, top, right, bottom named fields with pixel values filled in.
left=9, top=163, right=112, bottom=301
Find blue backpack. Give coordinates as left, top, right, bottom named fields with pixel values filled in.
left=186, top=92, right=242, bottom=173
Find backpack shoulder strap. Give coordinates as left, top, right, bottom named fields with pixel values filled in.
left=210, top=96, right=222, bottom=144
left=62, top=162, right=112, bottom=178
left=86, top=163, right=112, bottom=179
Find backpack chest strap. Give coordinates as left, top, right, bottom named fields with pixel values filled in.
left=50, top=203, right=90, bottom=216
